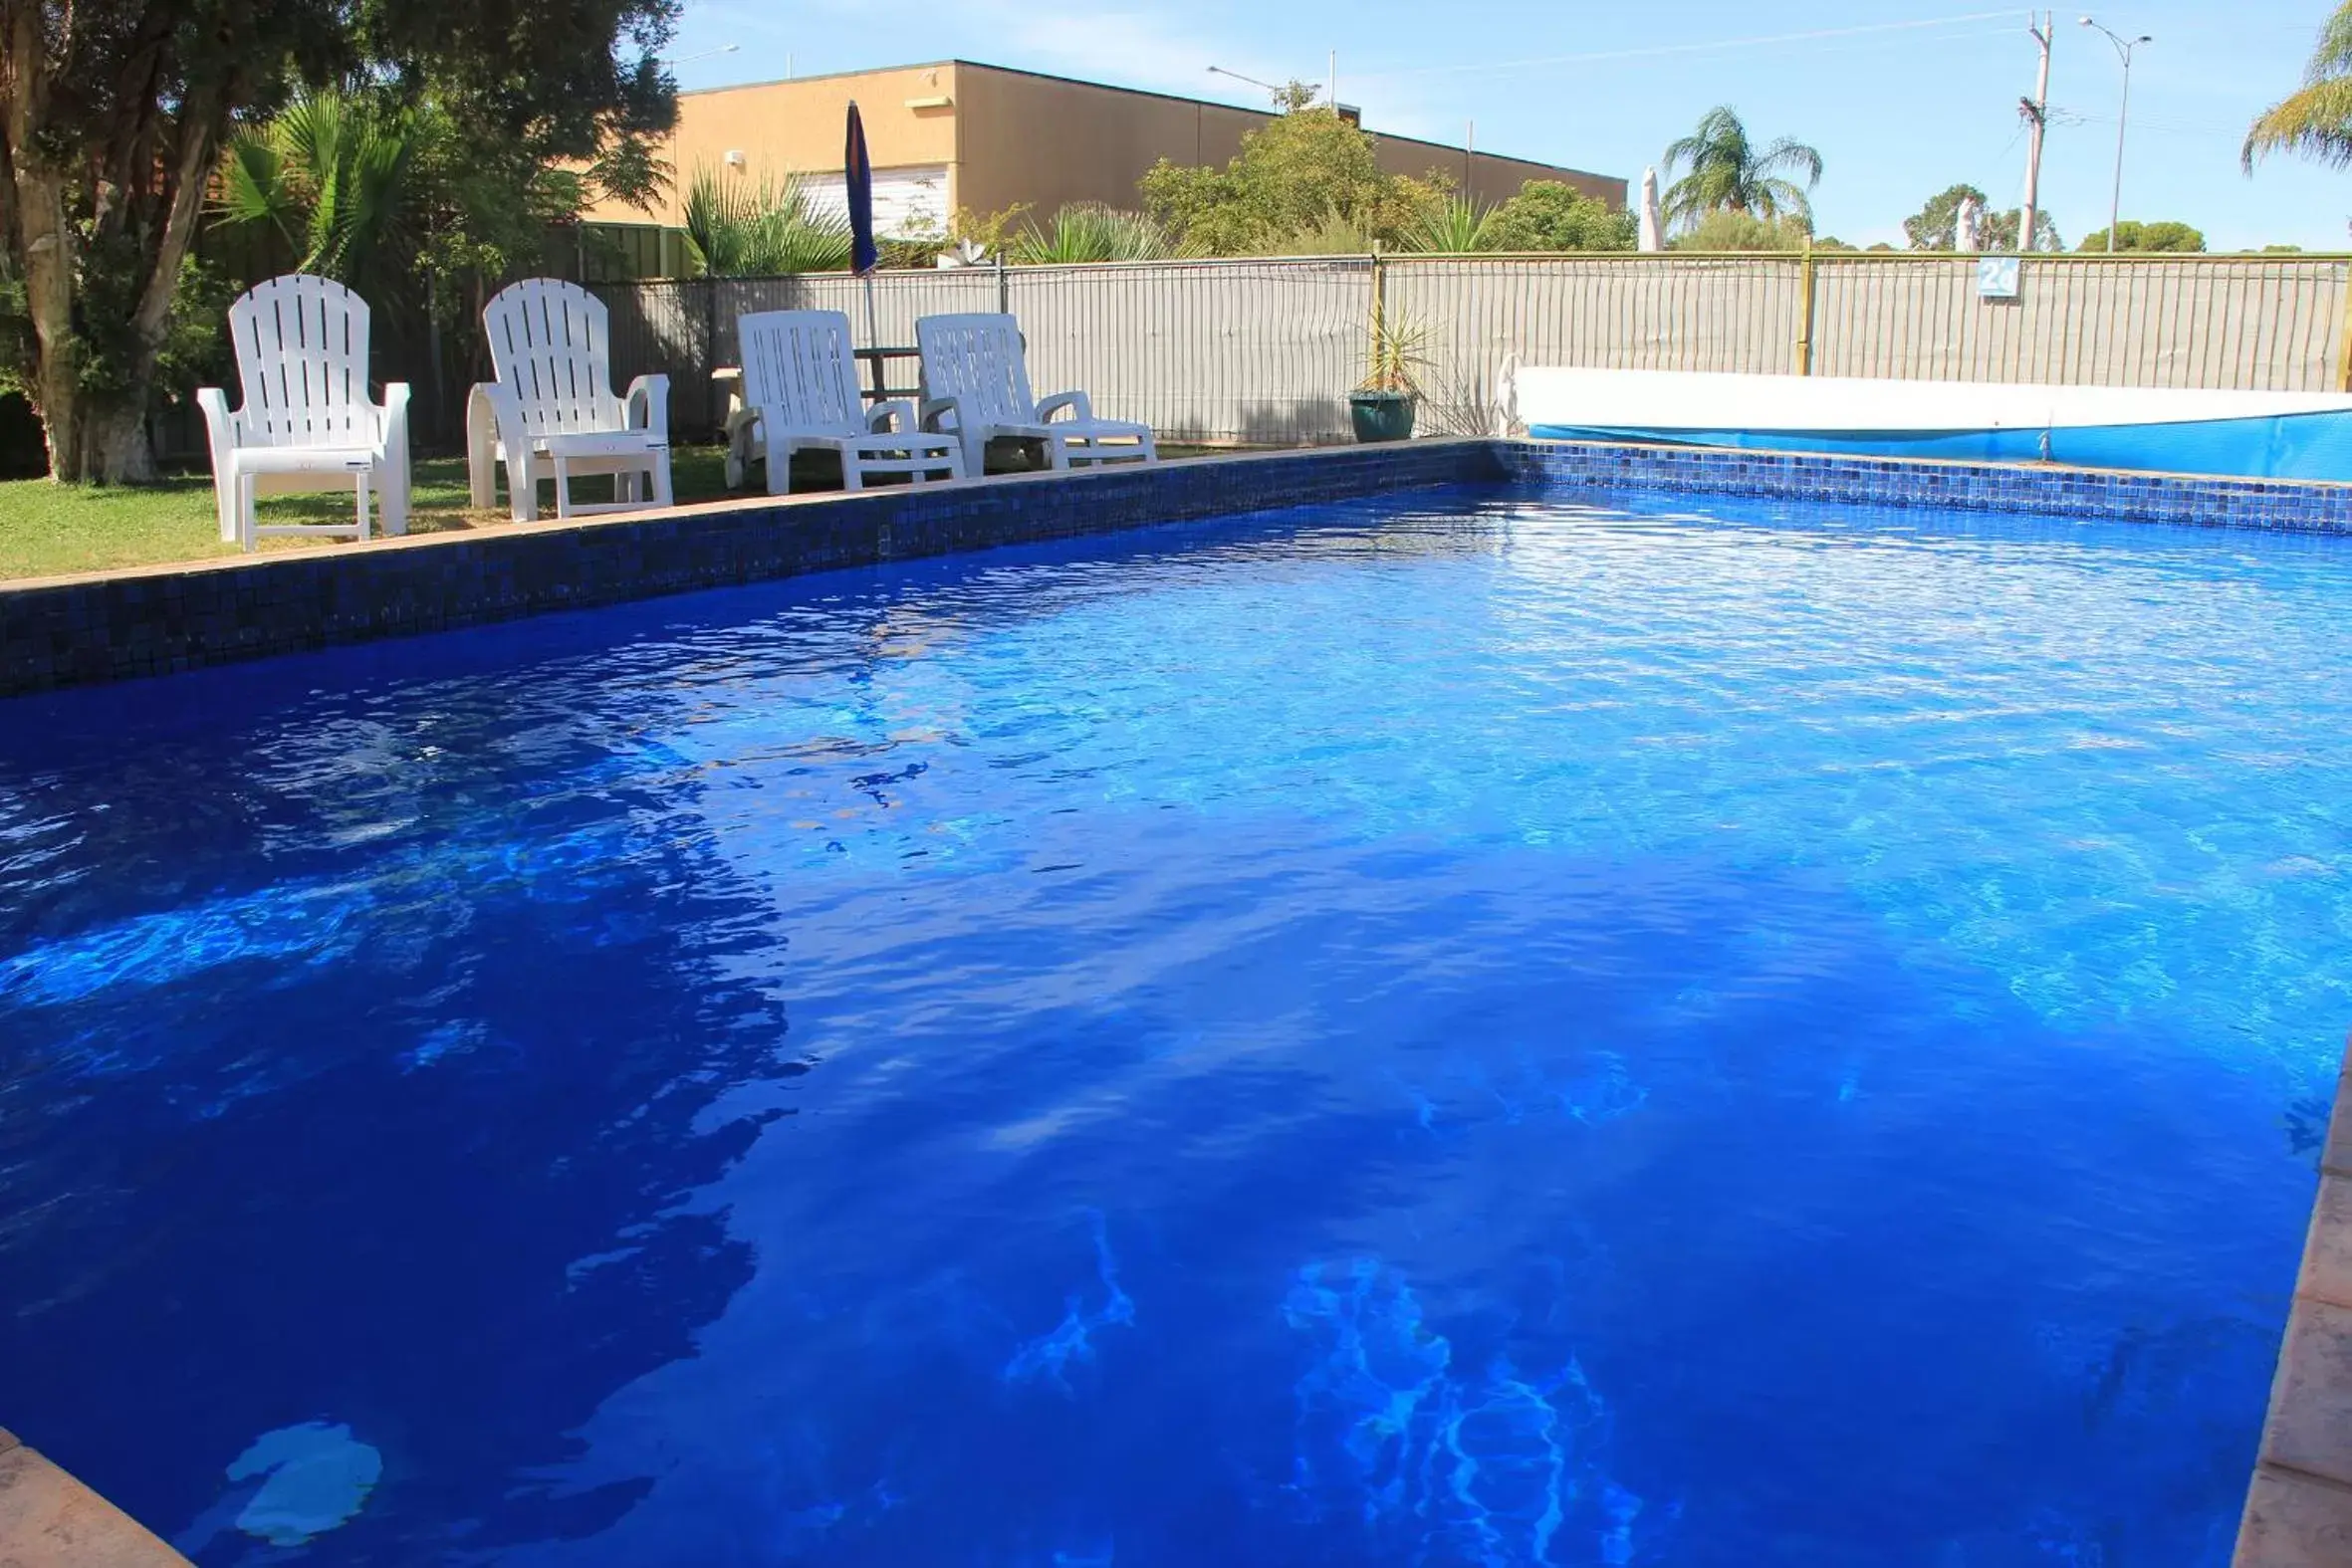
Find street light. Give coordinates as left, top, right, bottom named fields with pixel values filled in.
left=2078, top=17, right=2151, bottom=254
left=663, top=43, right=741, bottom=66
left=1207, top=65, right=1285, bottom=105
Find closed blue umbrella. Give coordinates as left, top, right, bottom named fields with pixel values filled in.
left=844, top=102, right=879, bottom=277
left=844, top=101, right=880, bottom=358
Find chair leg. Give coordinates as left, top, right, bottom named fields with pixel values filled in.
left=382, top=465, right=409, bottom=536
left=239, top=475, right=259, bottom=554
left=767, top=441, right=791, bottom=496
left=649, top=448, right=672, bottom=509
left=840, top=450, right=865, bottom=493
left=355, top=471, right=372, bottom=543
left=552, top=455, right=573, bottom=520
left=506, top=452, right=537, bottom=524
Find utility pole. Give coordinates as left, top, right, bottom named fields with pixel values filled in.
left=1329, top=51, right=1337, bottom=112
left=1466, top=120, right=1476, bottom=202
left=2018, top=12, right=2051, bottom=256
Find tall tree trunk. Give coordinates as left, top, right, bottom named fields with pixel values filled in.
left=3, top=5, right=218, bottom=484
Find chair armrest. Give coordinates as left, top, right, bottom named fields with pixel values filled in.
left=466, top=381, right=529, bottom=511
left=921, top=396, right=962, bottom=433
left=375, top=383, right=413, bottom=533
left=1035, top=390, right=1093, bottom=424
left=625, top=373, right=671, bottom=439
left=195, top=387, right=238, bottom=462
left=868, top=399, right=922, bottom=434
left=468, top=380, right=530, bottom=449
left=376, top=383, right=411, bottom=458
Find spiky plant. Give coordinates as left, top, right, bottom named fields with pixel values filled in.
left=1010, top=203, right=1180, bottom=264
left=1405, top=195, right=1497, bottom=254
left=680, top=166, right=854, bottom=277
left=1274, top=204, right=1379, bottom=257
left=1360, top=299, right=1431, bottom=395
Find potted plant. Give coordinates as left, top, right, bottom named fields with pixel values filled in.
left=1348, top=300, right=1428, bottom=443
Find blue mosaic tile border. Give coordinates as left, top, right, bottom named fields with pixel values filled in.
left=0, top=441, right=1502, bottom=698
left=11, top=436, right=2352, bottom=699
left=1502, top=438, right=2352, bottom=533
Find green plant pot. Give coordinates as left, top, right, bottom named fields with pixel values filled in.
left=1348, top=390, right=1416, bottom=444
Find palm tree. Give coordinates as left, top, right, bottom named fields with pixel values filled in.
left=1660, top=107, right=1823, bottom=232
left=215, top=91, right=429, bottom=299
left=2245, top=3, right=2352, bottom=169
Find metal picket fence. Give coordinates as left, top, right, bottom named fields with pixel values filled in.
left=589, top=253, right=2352, bottom=447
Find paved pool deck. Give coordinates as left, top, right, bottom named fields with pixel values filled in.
left=2236, top=1036, right=2352, bottom=1565
left=0, top=1428, right=186, bottom=1565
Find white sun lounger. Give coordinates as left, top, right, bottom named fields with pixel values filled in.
left=727, top=310, right=964, bottom=494
left=915, top=313, right=1156, bottom=478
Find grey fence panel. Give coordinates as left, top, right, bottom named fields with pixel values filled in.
left=1811, top=257, right=2350, bottom=389
left=592, top=256, right=2352, bottom=449
left=1388, top=256, right=1808, bottom=435
left=713, top=271, right=1006, bottom=368
left=1010, top=258, right=1369, bottom=444
left=595, top=281, right=715, bottom=434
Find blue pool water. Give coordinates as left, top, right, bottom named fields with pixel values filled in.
left=2, top=483, right=2345, bottom=1566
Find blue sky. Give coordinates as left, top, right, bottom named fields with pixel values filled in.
left=667, top=0, right=2351, bottom=250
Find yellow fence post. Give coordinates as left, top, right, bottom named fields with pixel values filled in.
left=2336, top=262, right=2352, bottom=392
left=1795, top=250, right=1818, bottom=376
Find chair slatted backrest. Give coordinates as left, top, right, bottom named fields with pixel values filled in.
left=483, top=279, right=624, bottom=437
left=229, top=275, right=375, bottom=449
left=915, top=315, right=1036, bottom=427
left=738, top=310, right=864, bottom=436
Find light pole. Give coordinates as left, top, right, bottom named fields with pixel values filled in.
left=1207, top=65, right=1287, bottom=106
left=2078, top=17, right=2151, bottom=253
left=662, top=43, right=740, bottom=67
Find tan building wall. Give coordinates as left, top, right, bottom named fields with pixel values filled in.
left=585, top=59, right=1624, bottom=228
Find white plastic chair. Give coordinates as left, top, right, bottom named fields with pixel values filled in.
left=915, top=314, right=1157, bottom=478
left=726, top=311, right=963, bottom=494
left=197, top=275, right=410, bottom=553
left=467, top=279, right=670, bottom=523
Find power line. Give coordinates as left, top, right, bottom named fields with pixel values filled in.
left=1349, top=11, right=2025, bottom=82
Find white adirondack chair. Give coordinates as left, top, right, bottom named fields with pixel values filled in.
left=467, top=279, right=671, bottom=523
left=915, top=314, right=1156, bottom=478
left=727, top=310, right=964, bottom=494
left=197, top=275, right=410, bottom=552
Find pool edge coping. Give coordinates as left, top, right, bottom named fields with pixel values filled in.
left=2235, top=1036, right=2352, bottom=1565
left=0, top=440, right=1501, bottom=698
left=0, top=1426, right=191, bottom=1565
left=13, top=435, right=2352, bottom=699
left=0, top=439, right=1489, bottom=595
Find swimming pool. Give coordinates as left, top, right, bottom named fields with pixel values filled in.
left=1, top=482, right=2342, bottom=1565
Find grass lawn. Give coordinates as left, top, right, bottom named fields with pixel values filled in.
left=0, top=446, right=737, bottom=583
left=0, top=441, right=1244, bottom=583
